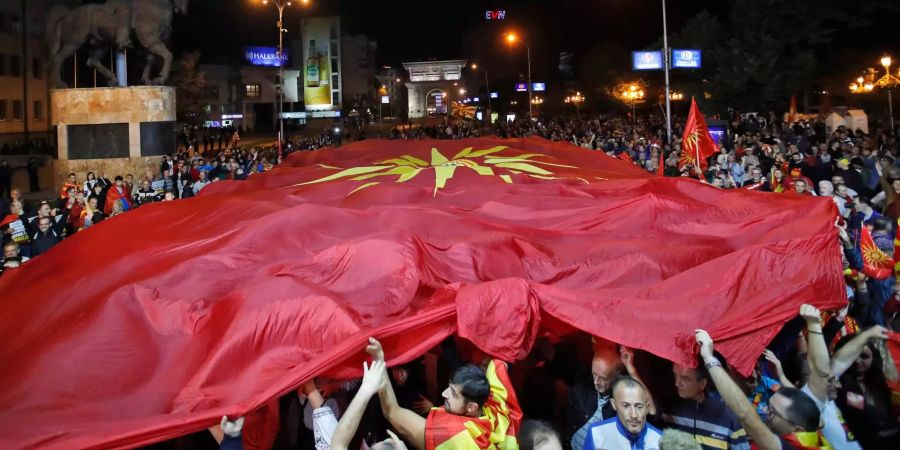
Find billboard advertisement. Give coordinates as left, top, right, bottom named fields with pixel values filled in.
left=244, top=47, right=289, bottom=67
left=672, top=49, right=701, bottom=69
left=632, top=51, right=663, bottom=70
left=515, top=83, right=527, bottom=92
left=532, top=82, right=546, bottom=92
left=302, top=19, right=334, bottom=109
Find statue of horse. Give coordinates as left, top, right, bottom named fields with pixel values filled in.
left=46, top=0, right=189, bottom=89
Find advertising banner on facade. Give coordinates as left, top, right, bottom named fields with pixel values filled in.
left=303, top=21, right=333, bottom=108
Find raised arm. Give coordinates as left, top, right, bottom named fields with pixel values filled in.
left=620, top=346, right=656, bottom=415
left=331, top=360, right=387, bottom=450
left=696, top=330, right=781, bottom=450
left=762, top=350, right=794, bottom=389
left=831, top=326, right=888, bottom=376
left=366, top=338, right=427, bottom=450
left=799, top=304, right=830, bottom=403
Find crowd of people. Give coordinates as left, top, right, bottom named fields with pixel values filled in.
left=190, top=299, right=895, bottom=450
left=2, top=112, right=899, bottom=450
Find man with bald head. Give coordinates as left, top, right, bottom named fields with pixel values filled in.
left=566, top=347, right=623, bottom=450
left=567, top=345, right=653, bottom=450
left=582, top=376, right=662, bottom=450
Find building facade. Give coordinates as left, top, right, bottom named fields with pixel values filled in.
left=402, top=60, right=466, bottom=119
left=0, top=0, right=52, bottom=150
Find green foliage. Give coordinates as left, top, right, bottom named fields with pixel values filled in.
left=169, top=52, right=207, bottom=126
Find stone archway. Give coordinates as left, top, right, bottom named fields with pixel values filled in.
left=402, top=60, right=466, bottom=119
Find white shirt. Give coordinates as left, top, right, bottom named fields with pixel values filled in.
left=800, top=384, right=861, bottom=450
left=583, top=417, right=661, bottom=450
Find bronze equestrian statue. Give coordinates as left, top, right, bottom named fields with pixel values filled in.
left=46, top=0, right=189, bottom=89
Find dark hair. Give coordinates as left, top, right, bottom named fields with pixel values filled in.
left=776, top=387, right=820, bottom=431
left=68, top=172, right=75, bottom=177
left=834, top=337, right=890, bottom=414
left=873, top=217, right=891, bottom=233
left=611, top=375, right=645, bottom=398
left=518, top=420, right=560, bottom=450
left=114, top=176, right=124, bottom=182
left=450, top=364, right=490, bottom=407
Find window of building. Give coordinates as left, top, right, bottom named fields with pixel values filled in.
left=12, top=100, right=22, bottom=121
left=332, top=91, right=340, bottom=105
left=10, top=54, right=20, bottom=77
left=331, top=58, right=338, bottom=73
left=0, top=100, right=6, bottom=121
left=330, top=26, right=338, bottom=40
left=330, top=41, right=338, bottom=55
left=332, top=74, right=339, bottom=86
left=33, top=100, right=42, bottom=120
left=32, top=57, right=40, bottom=78
left=245, top=84, right=261, bottom=98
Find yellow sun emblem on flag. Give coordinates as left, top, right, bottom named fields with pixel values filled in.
left=679, top=130, right=701, bottom=166
left=862, top=242, right=892, bottom=267
left=295, top=146, right=581, bottom=196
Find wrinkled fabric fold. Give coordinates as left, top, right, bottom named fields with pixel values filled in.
left=0, top=137, right=844, bottom=449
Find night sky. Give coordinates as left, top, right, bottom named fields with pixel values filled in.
left=168, top=0, right=898, bottom=87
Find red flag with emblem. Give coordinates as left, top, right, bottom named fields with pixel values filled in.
left=860, top=226, right=894, bottom=280
left=678, top=98, right=718, bottom=173
left=0, top=137, right=846, bottom=449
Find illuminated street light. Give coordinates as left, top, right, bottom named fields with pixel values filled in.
left=459, top=88, right=467, bottom=95
left=669, top=91, right=684, bottom=101
left=564, top=91, right=585, bottom=117
left=850, top=54, right=900, bottom=129
left=504, top=32, right=532, bottom=118
left=257, top=0, right=311, bottom=158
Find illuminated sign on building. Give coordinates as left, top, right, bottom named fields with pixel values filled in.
left=532, top=82, right=546, bottom=92
left=515, top=83, right=527, bottom=92
left=490, top=92, right=499, bottom=99
left=672, top=49, right=702, bottom=69
left=244, top=47, right=289, bottom=67
left=632, top=51, right=663, bottom=70
left=485, top=10, right=506, bottom=20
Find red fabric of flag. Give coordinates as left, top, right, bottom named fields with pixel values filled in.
left=678, top=98, right=718, bottom=173
left=860, top=226, right=894, bottom=279
left=0, top=137, right=845, bottom=449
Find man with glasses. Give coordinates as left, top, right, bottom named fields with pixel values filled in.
left=741, top=168, right=768, bottom=191
left=581, top=376, right=661, bottom=450
left=696, top=317, right=829, bottom=450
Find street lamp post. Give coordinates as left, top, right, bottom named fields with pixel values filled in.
left=565, top=92, right=585, bottom=117
left=881, top=56, right=895, bottom=130
left=850, top=55, right=900, bottom=131
left=661, top=0, right=672, bottom=145
left=505, top=33, right=532, bottom=119
left=259, top=0, right=309, bottom=158
left=471, top=63, right=491, bottom=122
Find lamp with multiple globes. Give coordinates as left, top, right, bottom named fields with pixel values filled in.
left=564, top=91, right=585, bottom=116
left=849, top=54, right=900, bottom=129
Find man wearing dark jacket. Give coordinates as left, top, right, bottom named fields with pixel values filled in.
left=31, top=216, right=61, bottom=257
left=565, top=348, right=623, bottom=450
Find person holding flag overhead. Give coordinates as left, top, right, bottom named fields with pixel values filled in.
left=365, top=337, right=522, bottom=450
left=678, top=98, right=718, bottom=179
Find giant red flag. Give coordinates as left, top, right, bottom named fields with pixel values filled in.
left=678, top=97, right=718, bottom=173
left=0, top=137, right=845, bottom=449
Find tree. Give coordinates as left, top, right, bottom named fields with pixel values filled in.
left=665, top=0, right=900, bottom=111
left=169, top=51, right=207, bottom=126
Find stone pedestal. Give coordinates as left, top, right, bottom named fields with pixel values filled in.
left=50, top=86, right=176, bottom=189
